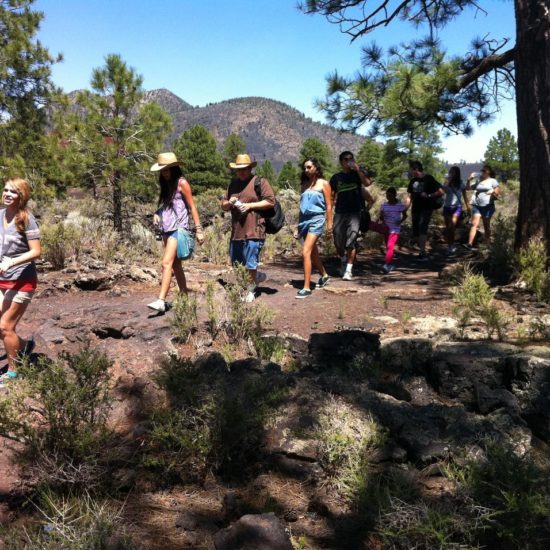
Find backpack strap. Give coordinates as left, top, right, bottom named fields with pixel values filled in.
left=253, top=175, right=263, bottom=201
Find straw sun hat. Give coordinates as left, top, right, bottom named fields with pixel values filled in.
left=150, top=152, right=183, bottom=172
left=229, top=154, right=257, bottom=169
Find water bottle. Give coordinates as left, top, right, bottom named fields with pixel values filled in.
left=233, top=199, right=243, bottom=208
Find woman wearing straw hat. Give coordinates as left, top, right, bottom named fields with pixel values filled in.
left=0, top=178, right=41, bottom=387
left=148, top=152, right=204, bottom=313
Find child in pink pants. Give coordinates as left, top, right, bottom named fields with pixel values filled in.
left=369, top=187, right=408, bottom=273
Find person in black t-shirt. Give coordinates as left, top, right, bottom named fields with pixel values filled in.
left=405, top=160, right=443, bottom=260
left=329, top=151, right=373, bottom=280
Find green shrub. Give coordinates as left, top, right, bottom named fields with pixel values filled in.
left=452, top=267, right=508, bottom=339
left=0, top=345, right=113, bottom=487
left=488, top=214, right=515, bottom=275
left=1, top=490, right=136, bottom=549
left=200, top=215, right=230, bottom=264
left=517, top=238, right=550, bottom=301
left=171, top=291, right=198, bottom=343
left=224, top=263, right=274, bottom=343
left=145, top=355, right=286, bottom=481
left=41, top=222, right=83, bottom=269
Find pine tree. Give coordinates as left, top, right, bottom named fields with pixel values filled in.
left=223, top=133, right=246, bottom=168
left=277, top=161, right=300, bottom=191
left=299, top=137, right=334, bottom=176
left=484, top=128, right=519, bottom=183
left=256, top=160, right=277, bottom=184
left=357, top=139, right=382, bottom=180
left=300, top=0, right=550, bottom=252
left=61, top=54, right=171, bottom=232
left=0, top=0, right=60, bottom=175
left=173, top=125, right=226, bottom=194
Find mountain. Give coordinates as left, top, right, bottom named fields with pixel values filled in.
left=145, top=89, right=366, bottom=170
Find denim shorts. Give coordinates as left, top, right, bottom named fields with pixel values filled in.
left=230, top=239, right=264, bottom=270
left=472, top=204, right=495, bottom=219
left=298, top=214, right=325, bottom=239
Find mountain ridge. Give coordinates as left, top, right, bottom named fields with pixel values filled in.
left=142, top=89, right=366, bottom=170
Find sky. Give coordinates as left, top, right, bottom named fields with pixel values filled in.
left=34, top=0, right=517, bottom=163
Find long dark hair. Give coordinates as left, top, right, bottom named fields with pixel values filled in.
left=157, top=166, right=183, bottom=209
left=448, top=166, right=462, bottom=188
left=300, top=157, right=324, bottom=185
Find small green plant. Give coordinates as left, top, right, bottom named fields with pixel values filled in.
left=171, top=291, right=198, bottom=343
left=41, top=222, right=82, bottom=269
left=316, top=399, right=385, bottom=504
left=401, top=310, right=412, bottom=324
left=205, top=279, right=220, bottom=338
left=487, top=214, right=515, bottom=275
left=1, top=490, right=135, bottom=549
left=0, top=345, right=113, bottom=487
left=381, top=295, right=389, bottom=309
left=224, top=263, right=275, bottom=343
left=452, top=267, right=508, bottom=339
left=201, top=215, right=230, bottom=264
left=528, top=315, right=550, bottom=339
left=253, top=334, right=286, bottom=363
left=517, top=238, right=550, bottom=301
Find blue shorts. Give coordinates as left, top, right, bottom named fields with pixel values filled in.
left=472, top=204, right=495, bottom=219
left=230, top=239, right=264, bottom=270
left=298, top=214, right=325, bottom=239
left=443, top=206, right=462, bottom=218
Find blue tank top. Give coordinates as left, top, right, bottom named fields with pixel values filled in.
left=299, top=189, right=326, bottom=219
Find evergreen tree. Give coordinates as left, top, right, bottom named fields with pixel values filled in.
left=0, top=0, right=60, bottom=175
left=299, top=137, right=333, bottom=176
left=223, top=133, right=246, bottom=168
left=256, top=160, right=277, bottom=184
left=356, top=139, right=382, bottom=179
left=62, top=54, right=171, bottom=232
left=376, top=141, right=408, bottom=188
left=173, top=125, right=226, bottom=194
left=276, top=161, right=300, bottom=190
left=484, top=128, right=519, bottom=183
left=301, top=0, right=550, bottom=252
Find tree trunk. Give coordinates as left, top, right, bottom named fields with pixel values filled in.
left=514, top=0, right=550, bottom=254
left=112, top=170, right=123, bottom=233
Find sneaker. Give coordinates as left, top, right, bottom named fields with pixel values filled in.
left=243, top=290, right=256, bottom=303
left=255, top=271, right=267, bottom=285
left=147, top=298, right=166, bottom=312
left=317, top=275, right=330, bottom=288
left=342, top=271, right=353, bottom=281
left=0, top=370, right=17, bottom=388
left=295, top=288, right=312, bottom=299
left=382, top=264, right=394, bottom=274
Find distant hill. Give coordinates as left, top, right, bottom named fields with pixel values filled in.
left=144, top=89, right=366, bottom=170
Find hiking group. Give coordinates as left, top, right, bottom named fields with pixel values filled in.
left=146, top=149, right=500, bottom=308
left=0, top=151, right=500, bottom=384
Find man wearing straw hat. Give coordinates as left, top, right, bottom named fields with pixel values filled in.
left=221, top=154, right=276, bottom=302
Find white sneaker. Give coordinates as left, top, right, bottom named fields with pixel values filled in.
left=256, top=271, right=267, bottom=284
left=243, top=290, right=256, bottom=303
left=342, top=271, right=353, bottom=281
left=147, top=298, right=166, bottom=312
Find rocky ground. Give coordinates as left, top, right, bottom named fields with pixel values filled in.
left=1, top=244, right=549, bottom=549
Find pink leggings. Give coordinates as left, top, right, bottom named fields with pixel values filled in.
left=369, top=221, right=399, bottom=265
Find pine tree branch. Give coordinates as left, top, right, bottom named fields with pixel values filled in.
left=458, top=47, right=515, bottom=89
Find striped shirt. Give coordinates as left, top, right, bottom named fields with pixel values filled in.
left=380, top=202, right=406, bottom=234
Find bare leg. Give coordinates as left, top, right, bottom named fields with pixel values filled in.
left=0, top=299, right=29, bottom=371
left=159, top=236, right=178, bottom=300
left=172, top=259, right=188, bottom=293
left=302, top=233, right=320, bottom=290
left=468, top=214, right=481, bottom=246
left=311, top=241, right=327, bottom=277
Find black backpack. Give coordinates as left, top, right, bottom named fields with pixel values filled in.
left=254, top=176, right=285, bottom=234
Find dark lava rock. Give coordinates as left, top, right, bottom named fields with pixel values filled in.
left=214, top=513, right=293, bottom=550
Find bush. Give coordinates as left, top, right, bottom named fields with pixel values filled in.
left=0, top=345, right=113, bottom=487
left=200, top=215, right=230, bottom=264
left=487, top=214, right=515, bottom=276
left=144, top=355, right=286, bottom=481
left=1, top=490, right=136, bottom=549
left=517, top=238, right=550, bottom=301
left=171, top=291, right=198, bottom=343
left=452, top=267, right=509, bottom=339
left=41, top=222, right=83, bottom=269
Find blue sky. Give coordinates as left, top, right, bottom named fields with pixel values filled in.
left=35, top=0, right=517, bottom=162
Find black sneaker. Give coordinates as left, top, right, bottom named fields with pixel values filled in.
left=317, top=275, right=330, bottom=288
